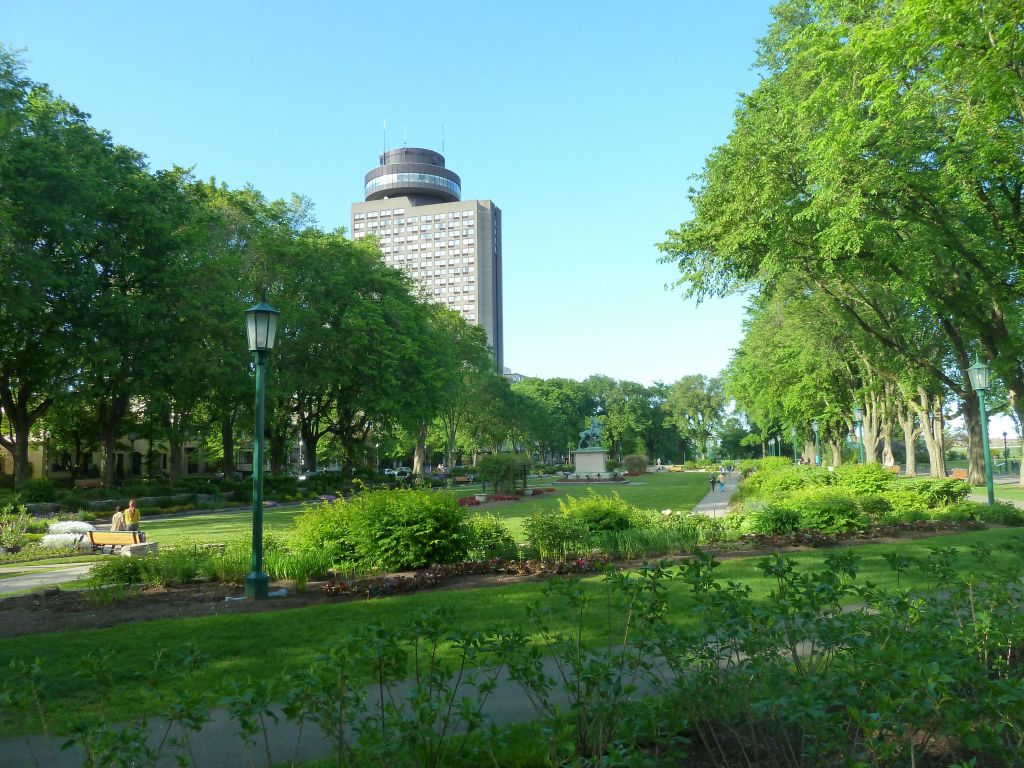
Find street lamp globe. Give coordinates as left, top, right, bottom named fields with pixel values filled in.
left=245, top=301, right=280, bottom=352
left=852, top=405, right=864, bottom=424
left=967, top=357, right=990, bottom=392
left=811, top=420, right=819, bottom=435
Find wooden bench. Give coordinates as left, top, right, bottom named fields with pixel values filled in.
left=885, top=465, right=901, bottom=475
left=951, top=469, right=969, bottom=480
left=74, top=478, right=103, bottom=490
left=452, top=476, right=472, bottom=484
left=87, top=530, right=143, bottom=551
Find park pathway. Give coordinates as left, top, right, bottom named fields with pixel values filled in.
left=689, top=468, right=740, bottom=518
left=0, top=563, right=94, bottom=597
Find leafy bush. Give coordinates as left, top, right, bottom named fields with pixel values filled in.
left=831, top=463, right=895, bottom=494
left=744, top=501, right=800, bottom=535
left=900, top=478, right=971, bottom=507
left=623, top=454, right=648, bottom=475
left=18, top=478, right=57, bottom=503
left=465, top=513, right=518, bottom=560
left=523, top=507, right=591, bottom=561
left=293, top=490, right=470, bottom=572
left=791, top=489, right=869, bottom=534
left=737, top=463, right=832, bottom=503
left=262, top=474, right=299, bottom=498
left=0, top=507, right=30, bottom=549
left=977, top=500, right=1024, bottom=526
left=878, top=489, right=931, bottom=523
left=857, top=493, right=892, bottom=521
left=560, top=491, right=638, bottom=532
left=477, top=453, right=530, bottom=494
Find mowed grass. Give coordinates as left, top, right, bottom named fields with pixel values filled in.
left=141, top=471, right=713, bottom=546
left=2, top=526, right=1022, bottom=738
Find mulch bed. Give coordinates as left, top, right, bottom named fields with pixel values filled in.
left=0, top=522, right=989, bottom=639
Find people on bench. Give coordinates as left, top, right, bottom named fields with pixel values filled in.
left=124, top=499, right=140, bottom=532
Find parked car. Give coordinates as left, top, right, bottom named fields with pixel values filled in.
left=298, top=468, right=341, bottom=482
left=395, top=467, right=412, bottom=478
left=382, top=468, right=397, bottom=477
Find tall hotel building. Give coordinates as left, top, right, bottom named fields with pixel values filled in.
left=350, top=148, right=503, bottom=368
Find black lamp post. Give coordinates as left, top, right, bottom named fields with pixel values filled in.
left=852, top=406, right=866, bottom=464
left=812, top=420, right=821, bottom=466
left=1003, top=431, right=1009, bottom=474
left=245, top=299, right=280, bottom=599
left=967, top=357, right=995, bottom=505
left=791, top=426, right=798, bottom=463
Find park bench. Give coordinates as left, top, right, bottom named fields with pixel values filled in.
left=86, top=530, right=156, bottom=557
left=452, top=476, right=472, bottom=484
left=951, top=469, right=969, bottom=481
left=885, top=465, right=901, bottom=475
left=668, top=465, right=684, bottom=472
left=74, top=478, right=103, bottom=490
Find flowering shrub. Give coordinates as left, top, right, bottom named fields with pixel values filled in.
left=47, top=520, right=96, bottom=535
left=41, top=533, right=88, bottom=550
left=457, top=496, right=480, bottom=507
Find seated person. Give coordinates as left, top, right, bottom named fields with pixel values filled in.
left=110, top=507, right=126, bottom=532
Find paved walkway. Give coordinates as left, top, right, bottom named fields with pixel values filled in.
left=690, top=469, right=740, bottom=518
left=0, top=563, right=94, bottom=597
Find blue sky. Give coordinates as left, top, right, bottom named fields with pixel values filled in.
left=3, top=0, right=774, bottom=386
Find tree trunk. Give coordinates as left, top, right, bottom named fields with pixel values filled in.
left=963, top=395, right=985, bottom=486
left=413, top=423, right=427, bottom=474
left=98, top=392, right=130, bottom=486
left=829, top=440, right=842, bottom=467
left=862, top=400, right=880, bottom=463
left=269, top=427, right=287, bottom=475
left=221, top=414, right=235, bottom=477
left=896, top=410, right=918, bottom=477
left=0, top=379, right=52, bottom=489
left=169, top=437, right=184, bottom=480
left=913, top=390, right=946, bottom=478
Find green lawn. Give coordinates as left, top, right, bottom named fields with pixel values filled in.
left=140, top=472, right=712, bottom=547
left=2, top=525, right=1021, bottom=738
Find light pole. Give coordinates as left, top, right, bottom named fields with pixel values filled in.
left=245, top=299, right=281, bottom=599
left=1003, top=431, right=1009, bottom=474
left=791, top=426, right=798, bottom=463
left=852, top=406, right=866, bottom=464
left=812, top=420, right=821, bottom=466
left=967, top=357, right=995, bottom=505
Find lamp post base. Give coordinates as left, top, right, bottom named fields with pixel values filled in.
left=245, top=571, right=269, bottom=600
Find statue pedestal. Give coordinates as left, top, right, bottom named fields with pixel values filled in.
left=574, top=447, right=608, bottom=476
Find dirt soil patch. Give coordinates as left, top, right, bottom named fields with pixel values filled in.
left=0, top=525, right=981, bottom=639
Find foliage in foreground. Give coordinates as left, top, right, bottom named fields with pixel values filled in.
left=8, top=539, right=1024, bottom=767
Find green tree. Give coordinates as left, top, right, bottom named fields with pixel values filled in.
left=664, top=375, right=725, bottom=460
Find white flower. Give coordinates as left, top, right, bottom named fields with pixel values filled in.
left=661, top=509, right=673, bottom=516
left=41, top=533, right=88, bottom=550
left=47, top=521, right=96, bottom=535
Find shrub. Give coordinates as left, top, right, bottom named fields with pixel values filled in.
left=858, top=493, right=892, bottom=521
left=901, top=478, right=971, bottom=507
left=879, top=489, right=931, bottom=523
left=561, top=491, right=637, bottom=532
left=294, top=490, right=470, bottom=572
left=0, top=507, right=30, bottom=549
left=744, top=501, right=800, bottom=535
left=976, top=500, right=1024, bottom=526
left=465, top=513, right=518, bottom=560
left=477, top=453, right=530, bottom=494
left=831, top=463, right=895, bottom=494
left=18, top=478, right=57, bottom=503
left=791, top=489, right=869, bottom=534
left=263, top=474, right=299, bottom=498
left=623, top=454, right=648, bottom=475
left=523, top=507, right=590, bottom=561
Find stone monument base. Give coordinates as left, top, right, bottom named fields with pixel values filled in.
left=570, top=447, right=614, bottom=479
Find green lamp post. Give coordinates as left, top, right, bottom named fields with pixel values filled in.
left=852, top=406, right=866, bottom=464
left=1003, top=431, right=1009, bottom=474
left=245, top=299, right=281, bottom=599
left=791, top=426, right=798, bottom=463
left=967, top=357, right=995, bottom=506
left=812, top=420, right=821, bottom=466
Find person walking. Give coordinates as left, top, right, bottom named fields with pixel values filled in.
left=709, top=473, right=716, bottom=493
left=717, top=472, right=726, bottom=492
left=124, top=499, right=141, bottom=532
